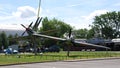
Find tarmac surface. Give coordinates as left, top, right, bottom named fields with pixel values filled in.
left=0, top=59, right=120, bottom=68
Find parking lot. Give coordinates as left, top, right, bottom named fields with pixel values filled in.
left=0, top=59, right=120, bottom=68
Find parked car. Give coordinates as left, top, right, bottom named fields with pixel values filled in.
left=46, top=45, right=60, bottom=52
left=4, top=48, right=18, bottom=54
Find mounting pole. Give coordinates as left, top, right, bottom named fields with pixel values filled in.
left=37, top=0, right=41, bottom=18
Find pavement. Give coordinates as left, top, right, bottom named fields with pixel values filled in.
left=0, top=58, right=120, bottom=68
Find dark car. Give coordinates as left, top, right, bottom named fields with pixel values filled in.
left=46, top=45, right=60, bottom=52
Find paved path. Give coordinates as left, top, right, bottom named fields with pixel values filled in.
left=0, top=59, right=120, bottom=68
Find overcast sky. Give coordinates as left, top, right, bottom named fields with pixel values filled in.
left=0, top=0, right=120, bottom=30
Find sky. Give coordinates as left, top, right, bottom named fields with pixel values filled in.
left=0, top=0, right=120, bottom=30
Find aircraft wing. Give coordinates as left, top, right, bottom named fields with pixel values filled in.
left=33, top=33, right=66, bottom=41
left=34, top=33, right=110, bottom=49
left=10, top=36, right=31, bottom=41
left=74, top=41, right=110, bottom=49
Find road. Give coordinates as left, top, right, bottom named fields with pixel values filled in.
left=0, top=59, right=120, bottom=68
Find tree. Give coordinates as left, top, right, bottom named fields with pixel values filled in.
left=39, top=17, right=72, bottom=47
left=8, top=34, right=13, bottom=45
left=73, top=28, right=88, bottom=39
left=0, top=31, right=8, bottom=49
left=92, top=11, right=120, bottom=39
left=0, top=35, right=2, bottom=50
left=14, top=33, right=19, bottom=44
left=86, top=28, right=95, bottom=39
left=8, top=33, right=19, bottom=45
left=73, top=28, right=96, bottom=39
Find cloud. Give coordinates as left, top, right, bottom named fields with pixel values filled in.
left=0, top=11, right=10, bottom=16
left=12, top=6, right=36, bottom=18
left=41, top=9, right=58, bottom=18
left=0, top=24, right=24, bottom=30
left=82, top=10, right=109, bottom=20
left=65, top=10, right=109, bottom=29
left=60, top=16, right=89, bottom=29
left=68, top=3, right=81, bottom=7
left=0, top=6, right=40, bottom=30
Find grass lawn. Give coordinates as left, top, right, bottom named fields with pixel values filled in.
left=0, top=51, right=120, bottom=65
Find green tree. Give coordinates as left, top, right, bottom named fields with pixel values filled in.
left=14, top=33, right=19, bottom=44
left=0, top=34, right=2, bottom=49
left=73, top=28, right=96, bottom=39
left=40, top=17, right=72, bottom=47
left=0, top=31, right=8, bottom=49
left=74, top=28, right=88, bottom=39
left=8, top=34, right=13, bottom=45
left=8, top=33, right=19, bottom=45
left=92, top=11, right=120, bottom=39
left=87, top=28, right=95, bottom=39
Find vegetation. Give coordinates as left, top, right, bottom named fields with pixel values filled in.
left=0, top=51, right=120, bottom=65
left=0, top=32, right=18, bottom=49
left=73, top=28, right=94, bottom=39
left=0, top=11, right=120, bottom=65
left=0, top=31, right=9, bottom=49
left=2, top=11, right=120, bottom=48
left=73, top=11, right=120, bottom=39
left=39, top=17, right=72, bottom=47
left=92, top=11, right=120, bottom=39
